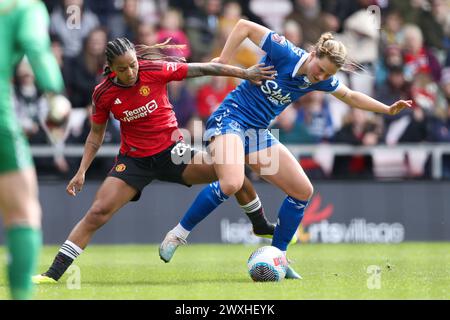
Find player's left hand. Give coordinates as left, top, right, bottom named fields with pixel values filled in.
left=388, top=100, right=413, bottom=115
left=246, top=63, right=277, bottom=86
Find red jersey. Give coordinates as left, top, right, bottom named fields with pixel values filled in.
left=91, top=60, right=188, bottom=157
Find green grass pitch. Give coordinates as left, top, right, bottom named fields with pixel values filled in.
left=1, top=243, right=450, bottom=299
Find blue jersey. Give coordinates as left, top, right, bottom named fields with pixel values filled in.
left=219, top=31, right=341, bottom=128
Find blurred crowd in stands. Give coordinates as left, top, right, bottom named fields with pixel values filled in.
left=13, top=0, right=450, bottom=180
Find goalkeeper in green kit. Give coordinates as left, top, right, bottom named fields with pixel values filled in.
left=0, top=0, right=70, bottom=299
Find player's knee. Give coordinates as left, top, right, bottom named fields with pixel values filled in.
left=304, top=183, right=314, bottom=200
left=291, top=181, right=314, bottom=201
left=84, top=205, right=113, bottom=229
left=219, top=177, right=245, bottom=196
left=3, top=199, right=42, bottom=228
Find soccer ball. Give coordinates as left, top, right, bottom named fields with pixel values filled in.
left=247, top=246, right=288, bottom=282
left=46, top=94, right=71, bottom=126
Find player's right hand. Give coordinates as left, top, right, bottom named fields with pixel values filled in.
left=66, top=172, right=85, bottom=196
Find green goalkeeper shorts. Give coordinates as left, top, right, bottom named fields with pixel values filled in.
left=0, top=128, right=34, bottom=173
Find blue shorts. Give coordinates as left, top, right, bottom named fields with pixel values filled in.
left=204, top=107, right=279, bottom=155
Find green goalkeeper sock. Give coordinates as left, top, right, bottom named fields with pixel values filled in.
left=6, top=226, right=42, bottom=300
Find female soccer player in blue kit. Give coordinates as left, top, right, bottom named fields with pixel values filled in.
left=160, top=19, right=412, bottom=278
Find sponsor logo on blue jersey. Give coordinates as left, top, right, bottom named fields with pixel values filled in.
left=260, top=80, right=292, bottom=105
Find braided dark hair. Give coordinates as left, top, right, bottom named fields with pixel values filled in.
left=103, top=37, right=186, bottom=76
left=103, top=37, right=135, bottom=76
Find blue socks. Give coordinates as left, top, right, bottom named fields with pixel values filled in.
left=180, top=181, right=229, bottom=231
left=272, top=196, right=309, bottom=251
left=179, top=181, right=307, bottom=252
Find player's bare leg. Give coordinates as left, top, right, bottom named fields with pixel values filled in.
left=33, top=177, right=137, bottom=283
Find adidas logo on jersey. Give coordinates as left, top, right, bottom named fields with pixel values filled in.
left=114, top=98, right=122, bottom=105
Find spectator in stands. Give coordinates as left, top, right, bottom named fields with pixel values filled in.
left=321, top=0, right=371, bottom=32
left=249, top=0, right=293, bottom=32
left=385, top=44, right=404, bottom=69
left=384, top=71, right=435, bottom=146
left=66, top=27, right=107, bottom=110
left=185, top=0, right=222, bottom=62
left=212, top=1, right=261, bottom=68
left=402, top=24, right=442, bottom=83
left=85, top=0, right=122, bottom=26
left=286, top=0, right=338, bottom=47
left=328, top=8, right=381, bottom=130
left=332, top=109, right=383, bottom=179
left=107, top=0, right=141, bottom=41
left=168, top=81, right=196, bottom=129
left=415, top=0, right=446, bottom=52
left=236, top=0, right=267, bottom=27
left=272, top=105, right=304, bottom=144
left=50, top=0, right=100, bottom=59
left=380, top=10, right=405, bottom=50
left=296, top=91, right=335, bottom=143
left=283, top=19, right=304, bottom=48
left=376, top=64, right=413, bottom=141
left=273, top=93, right=335, bottom=144
left=335, top=9, right=380, bottom=97
left=168, top=0, right=197, bottom=16
left=377, top=65, right=410, bottom=107
left=95, top=0, right=162, bottom=43
left=410, top=72, right=440, bottom=114
left=49, top=34, right=70, bottom=84
left=376, top=44, right=404, bottom=86
left=135, top=22, right=158, bottom=46
left=135, top=0, right=167, bottom=26
left=156, top=8, right=191, bottom=59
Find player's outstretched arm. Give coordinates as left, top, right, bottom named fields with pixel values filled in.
left=213, top=19, right=271, bottom=64
left=332, top=84, right=412, bottom=115
left=66, top=122, right=107, bottom=196
left=187, top=62, right=276, bottom=85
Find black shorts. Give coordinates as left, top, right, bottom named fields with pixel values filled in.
left=108, top=141, right=197, bottom=201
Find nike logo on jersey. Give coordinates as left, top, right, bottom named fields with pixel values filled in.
left=260, top=80, right=292, bottom=105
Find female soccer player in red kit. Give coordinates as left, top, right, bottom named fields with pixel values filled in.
left=33, top=37, right=277, bottom=283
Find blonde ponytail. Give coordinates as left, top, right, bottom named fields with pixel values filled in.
left=314, top=32, right=347, bottom=68
left=313, top=32, right=364, bottom=73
